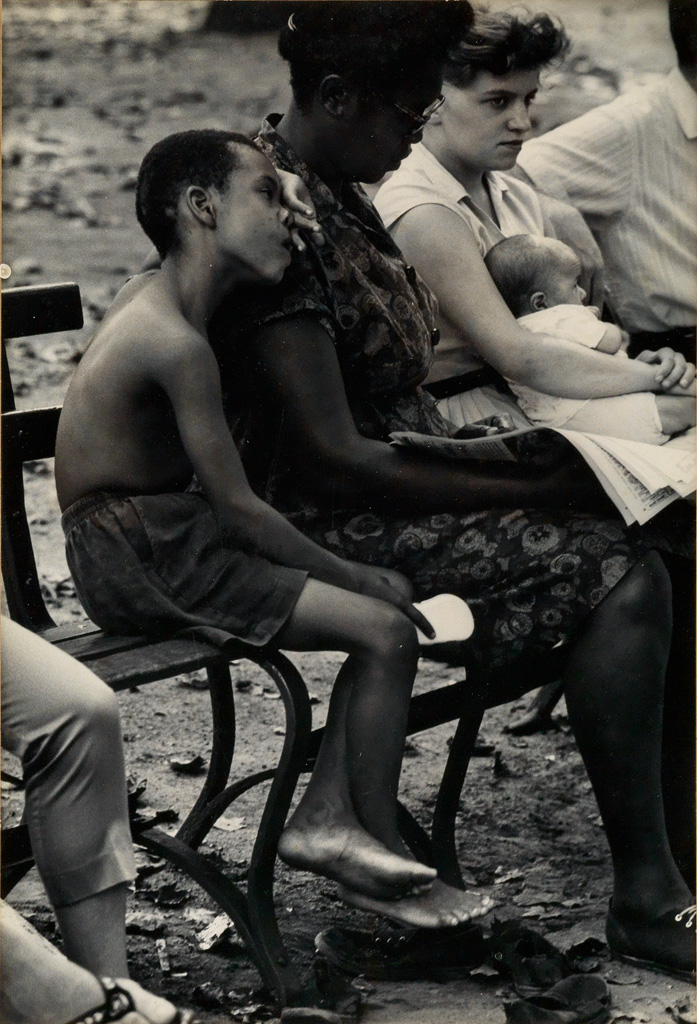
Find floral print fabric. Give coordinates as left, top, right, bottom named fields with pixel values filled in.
left=214, top=116, right=680, bottom=677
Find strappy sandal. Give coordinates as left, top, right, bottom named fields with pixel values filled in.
left=64, top=976, right=195, bottom=1024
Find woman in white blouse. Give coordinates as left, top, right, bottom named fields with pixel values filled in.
left=374, top=8, right=694, bottom=427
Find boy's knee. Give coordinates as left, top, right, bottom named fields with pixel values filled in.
left=365, top=605, right=420, bottom=662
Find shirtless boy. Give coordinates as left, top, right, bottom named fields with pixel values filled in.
left=55, top=129, right=491, bottom=929
left=485, top=235, right=696, bottom=443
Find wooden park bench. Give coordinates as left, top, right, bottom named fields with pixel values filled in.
left=1, top=281, right=567, bottom=1008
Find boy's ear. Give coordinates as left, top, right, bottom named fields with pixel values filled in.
left=318, top=75, right=352, bottom=117
left=530, top=290, right=547, bottom=312
left=186, top=185, right=216, bottom=229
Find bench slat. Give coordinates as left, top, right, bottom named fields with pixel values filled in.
left=1, top=407, right=61, bottom=465
left=2, top=282, right=84, bottom=340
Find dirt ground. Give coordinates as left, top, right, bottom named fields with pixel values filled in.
left=1, top=2, right=695, bottom=1022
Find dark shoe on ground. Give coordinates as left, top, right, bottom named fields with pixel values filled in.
left=606, top=900, right=696, bottom=982
left=314, top=921, right=488, bottom=981
left=488, top=919, right=573, bottom=998
left=504, top=975, right=611, bottom=1024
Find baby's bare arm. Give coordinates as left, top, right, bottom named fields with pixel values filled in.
left=655, top=393, right=697, bottom=437
left=596, top=323, right=629, bottom=355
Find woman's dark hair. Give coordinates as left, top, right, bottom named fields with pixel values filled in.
left=136, top=129, right=260, bottom=258
left=278, top=1, right=474, bottom=109
left=443, top=7, right=570, bottom=88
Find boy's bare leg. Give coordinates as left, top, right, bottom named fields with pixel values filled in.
left=655, top=394, right=696, bottom=436
left=276, top=580, right=493, bottom=927
left=560, top=553, right=693, bottom=965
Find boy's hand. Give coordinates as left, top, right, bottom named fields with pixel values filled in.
left=276, top=169, right=325, bottom=251
left=350, top=563, right=436, bottom=639
left=635, top=347, right=695, bottom=390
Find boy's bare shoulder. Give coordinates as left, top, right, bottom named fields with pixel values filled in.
left=97, top=272, right=209, bottom=363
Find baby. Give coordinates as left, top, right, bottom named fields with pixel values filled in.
left=485, top=235, right=695, bottom=444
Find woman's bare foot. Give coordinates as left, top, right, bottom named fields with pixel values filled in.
left=278, top=822, right=437, bottom=899
left=336, top=878, right=495, bottom=929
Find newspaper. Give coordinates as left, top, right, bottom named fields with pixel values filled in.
left=390, top=426, right=696, bottom=526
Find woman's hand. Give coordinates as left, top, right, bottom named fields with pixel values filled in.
left=276, top=168, right=325, bottom=251
left=349, top=562, right=436, bottom=639
left=634, top=348, right=695, bottom=390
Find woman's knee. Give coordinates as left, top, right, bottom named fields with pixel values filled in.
left=609, top=552, right=672, bottom=631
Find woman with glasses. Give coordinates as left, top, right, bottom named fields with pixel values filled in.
left=211, top=1, right=695, bottom=970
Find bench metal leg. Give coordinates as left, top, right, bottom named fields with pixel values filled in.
left=177, top=661, right=235, bottom=849
left=245, top=650, right=313, bottom=1008
left=397, top=801, right=435, bottom=866
left=431, top=706, right=485, bottom=888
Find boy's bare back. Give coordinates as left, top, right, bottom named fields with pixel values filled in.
left=55, top=270, right=215, bottom=509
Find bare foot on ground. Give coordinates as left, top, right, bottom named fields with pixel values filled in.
left=278, top=822, right=437, bottom=899
left=336, top=878, right=495, bottom=929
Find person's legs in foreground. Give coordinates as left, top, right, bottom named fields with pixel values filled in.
left=559, top=553, right=694, bottom=973
left=1, top=902, right=177, bottom=1024
left=276, top=579, right=493, bottom=928
left=0, top=618, right=181, bottom=1022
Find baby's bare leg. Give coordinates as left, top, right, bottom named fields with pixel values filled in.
left=655, top=395, right=696, bottom=437
left=276, top=580, right=436, bottom=900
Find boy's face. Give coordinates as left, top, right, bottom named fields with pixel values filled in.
left=539, top=247, right=587, bottom=307
left=214, top=148, right=292, bottom=283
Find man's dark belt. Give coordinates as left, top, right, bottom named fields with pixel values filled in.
left=424, top=366, right=507, bottom=400
left=628, top=326, right=696, bottom=362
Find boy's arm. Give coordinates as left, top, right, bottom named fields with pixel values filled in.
left=156, top=336, right=434, bottom=634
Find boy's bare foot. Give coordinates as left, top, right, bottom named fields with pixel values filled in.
left=336, top=878, right=494, bottom=929
left=278, top=823, right=437, bottom=899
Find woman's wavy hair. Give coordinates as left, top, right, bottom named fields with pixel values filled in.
left=443, top=6, right=570, bottom=88
left=278, top=1, right=474, bottom=110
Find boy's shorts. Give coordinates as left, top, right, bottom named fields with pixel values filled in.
left=62, top=492, right=308, bottom=646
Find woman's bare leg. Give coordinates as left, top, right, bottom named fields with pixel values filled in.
left=560, top=553, right=693, bottom=966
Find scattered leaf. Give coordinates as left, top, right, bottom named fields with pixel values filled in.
left=169, top=754, right=206, bottom=775
left=213, top=815, right=247, bottom=833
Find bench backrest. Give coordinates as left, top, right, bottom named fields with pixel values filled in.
left=2, top=283, right=83, bottom=632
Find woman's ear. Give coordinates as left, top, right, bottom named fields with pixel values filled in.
left=318, top=74, right=352, bottom=117
left=530, top=290, right=547, bottom=313
left=185, top=185, right=216, bottom=229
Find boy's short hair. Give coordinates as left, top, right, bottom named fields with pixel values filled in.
left=485, top=235, right=557, bottom=317
left=136, top=129, right=260, bottom=258
left=443, top=9, right=569, bottom=88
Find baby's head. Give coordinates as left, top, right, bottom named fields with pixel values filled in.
left=484, top=235, right=586, bottom=317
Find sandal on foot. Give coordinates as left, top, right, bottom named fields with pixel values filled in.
left=315, top=921, right=488, bottom=981
left=489, top=919, right=573, bottom=998
left=64, top=976, right=195, bottom=1024
left=606, top=900, right=696, bottom=982
left=504, top=975, right=611, bottom=1024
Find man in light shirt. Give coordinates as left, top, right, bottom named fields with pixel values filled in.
left=517, top=0, right=697, bottom=361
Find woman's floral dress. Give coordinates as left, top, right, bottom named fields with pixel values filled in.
left=211, top=116, right=689, bottom=685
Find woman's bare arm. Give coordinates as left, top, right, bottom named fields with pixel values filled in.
left=157, top=334, right=433, bottom=632
left=250, top=315, right=610, bottom=517
left=391, top=204, right=688, bottom=397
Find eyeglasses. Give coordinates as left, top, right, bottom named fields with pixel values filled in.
left=387, top=95, right=445, bottom=139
